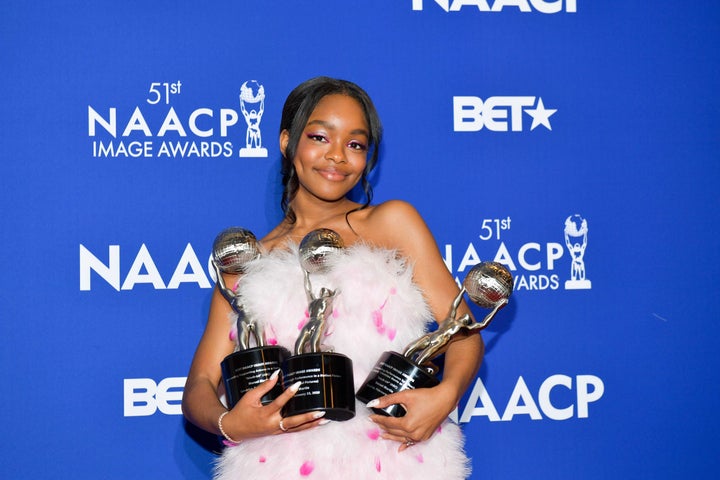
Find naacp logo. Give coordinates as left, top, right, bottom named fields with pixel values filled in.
left=412, top=0, right=577, bottom=13
left=453, top=96, right=557, bottom=132
left=238, top=80, right=268, bottom=158
left=443, top=214, right=592, bottom=292
left=563, top=214, right=591, bottom=289
left=87, top=79, right=270, bottom=159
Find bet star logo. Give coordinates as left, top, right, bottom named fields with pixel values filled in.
left=453, top=96, right=558, bottom=132
left=525, top=98, right=557, bottom=131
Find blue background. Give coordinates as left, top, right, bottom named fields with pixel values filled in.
left=2, top=1, right=719, bottom=478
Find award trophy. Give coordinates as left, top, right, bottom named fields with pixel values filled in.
left=213, top=227, right=290, bottom=408
left=356, top=261, right=514, bottom=417
left=281, top=229, right=356, bottom=421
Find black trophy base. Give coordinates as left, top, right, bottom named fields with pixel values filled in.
left=281, top=352, right=355, bottom=421
left=221, top=345, right=290, bottom=409
left=356, top=350, right=440, bottom=417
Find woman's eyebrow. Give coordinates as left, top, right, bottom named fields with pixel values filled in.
left=306, top=119, right=369, bottom=136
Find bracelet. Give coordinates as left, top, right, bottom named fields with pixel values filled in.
left=218, top=411, right=241, bottom=445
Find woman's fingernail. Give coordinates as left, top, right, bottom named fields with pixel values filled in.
left=318, top=419, right=330, bottom=426
left=366, top=399, right=380, bottom=408
left=270, top=369, right=281, bottom=380
left=289, top=381, right=302, bottom=393
left=312, top=411, right=326, bottom=419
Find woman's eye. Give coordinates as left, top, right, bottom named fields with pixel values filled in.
left=348, top=141, right=367, bottom=151
left=307, top=134, right=327, bottom=142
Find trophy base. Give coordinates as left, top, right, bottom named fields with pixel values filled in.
left=356, top=351, right=440, bottom=417
left=281, top=352, right=355, bottom=421
left=221, top=345, right=291, bottom=409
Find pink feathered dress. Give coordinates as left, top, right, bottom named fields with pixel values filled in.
left=214, top=243, right=471, bottom=479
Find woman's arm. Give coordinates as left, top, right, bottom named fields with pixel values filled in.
left=361, top=200, right=484, bottom=449
left=182, top=280, right=241, bottom=436
left=182, top=275, right=326, bottom=442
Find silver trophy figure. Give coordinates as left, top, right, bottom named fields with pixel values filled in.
left=295, top=289, right=338, bottom=355
left=357, top=261, right=514, bottom=417
left=404, top=261, right=513, bottom=371
left=294, top=228, right=343, bottom=354
left=212, top=227, right=289, bottom=408
left=211, top=227, right=263, bottom=350
left=282, top=228, right=356, bottom=421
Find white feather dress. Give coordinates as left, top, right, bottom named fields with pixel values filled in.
left=214, top=243, right=471, bottom=479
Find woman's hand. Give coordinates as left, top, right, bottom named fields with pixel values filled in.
left=367, top=383, right=457, bottom=452
left=221, top=371, right=328, bottom=442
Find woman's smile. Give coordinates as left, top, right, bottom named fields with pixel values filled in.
left=315, top=165, right=350, bottom=182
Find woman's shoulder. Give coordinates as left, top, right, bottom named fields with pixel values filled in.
left=352, top=199, right=431, bottom=248
left=364, top=199, right=423, bottom=224
left=369, top=198, right=418, bottom=214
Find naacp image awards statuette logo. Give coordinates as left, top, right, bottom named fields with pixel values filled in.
left=564, top=214, right=592, bottom=290
left=238, top=80, right=268, bottom=158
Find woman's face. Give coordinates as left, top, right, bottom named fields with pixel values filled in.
left=283, top=94, right=369, bottom=205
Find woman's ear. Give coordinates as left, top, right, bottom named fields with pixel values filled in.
left=279, top=129, right=290, bottom=157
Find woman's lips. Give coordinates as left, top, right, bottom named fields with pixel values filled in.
left=316, top=168, right=348, bottom=181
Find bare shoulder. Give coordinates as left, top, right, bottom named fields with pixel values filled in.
left=354, top=199, right=434, bottom=251
left=365, top=199, right=426, bottom=231
left=353, top=200, right=465, bottom=322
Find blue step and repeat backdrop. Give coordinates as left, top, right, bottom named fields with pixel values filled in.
left=2, top=1, right=719, bottom=479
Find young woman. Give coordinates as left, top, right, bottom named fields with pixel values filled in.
left=182, top=77, right=483, bottom=479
